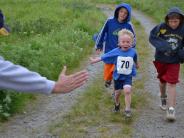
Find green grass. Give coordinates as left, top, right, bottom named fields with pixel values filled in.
left=49, top=18, right=150, bottom=137
left=89, top=0, right=183, bottom=23
left=0, top=0, right=106, bottom=120
left=122, top=0, right=183, bottom=22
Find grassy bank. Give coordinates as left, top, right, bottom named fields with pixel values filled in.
left=121, top=0, right=183, bottom=22
left=49, top=18, right=150, bottom=137
left=91, top=0, right=183, bottom=22
left=0, top=0, right=106, bottom=120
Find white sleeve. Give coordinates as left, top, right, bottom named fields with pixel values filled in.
left=0, top=56, right=55, bottom=94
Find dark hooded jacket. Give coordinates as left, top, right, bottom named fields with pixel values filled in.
left=95, top=3, right=136, bottom=53
left=149, top=7, right=184, bottom=63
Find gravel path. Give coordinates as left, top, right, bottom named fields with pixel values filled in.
left=1, top=5, right=184, bottom=138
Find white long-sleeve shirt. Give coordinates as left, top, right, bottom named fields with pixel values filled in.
left=0, top=56, right=55, bottom=94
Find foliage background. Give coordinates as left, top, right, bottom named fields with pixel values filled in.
left=0, top=0, right=105, bottom=120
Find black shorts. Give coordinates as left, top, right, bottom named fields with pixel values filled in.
left=114, top=78, right=132, bottom=90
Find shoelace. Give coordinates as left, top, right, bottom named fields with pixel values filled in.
left=168, top=109, right=174, bottom=114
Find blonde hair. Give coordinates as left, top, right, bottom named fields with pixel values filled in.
left=118, top=29, right=134, bottom=42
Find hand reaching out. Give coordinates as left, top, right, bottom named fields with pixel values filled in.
left=52, top=66, right=89, bottom=94
left=90, top=57, right=101, bottom=64
left=96, top=49, right=102, bottom=55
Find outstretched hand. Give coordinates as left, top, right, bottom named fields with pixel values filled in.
left=96, top=49, right=102, bottom=55
left=90, top=57, right=101, bottom=64
left=52, top=66, right=89, bottom=94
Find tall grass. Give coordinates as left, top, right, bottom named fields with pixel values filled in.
left=120, top=0, right=184, bottom=22
left=0, top=0, right=106, bottom=120
left=91, top=0, right=184, bottom=22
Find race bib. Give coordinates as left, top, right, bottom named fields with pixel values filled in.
left=117, top=56, right=134, bottom=75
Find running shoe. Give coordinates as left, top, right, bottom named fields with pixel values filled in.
left=166, top=107, right=176, bottom=121
left=105, top=80, right=112, bottom=88
left=124, top=110, right=132, bottom=118
left=113, top=104, right=120, bottom=113
left=160, top=97, right=167, bottom=111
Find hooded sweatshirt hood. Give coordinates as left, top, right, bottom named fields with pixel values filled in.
left=114, top=3, right=131, bottom=22
left=165, top=7, right=184, bottom=25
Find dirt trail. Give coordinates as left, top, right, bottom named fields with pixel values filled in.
left=0, top=5, right=184, bottom=138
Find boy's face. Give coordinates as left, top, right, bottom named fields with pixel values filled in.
left=118, top=8, right=128, bottom=22
left=168, top=18, right=180, bottom=29
left=118, top=34, right=132, bottom=51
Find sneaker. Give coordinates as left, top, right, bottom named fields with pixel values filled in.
left=166, top=107, right=176, bottom=121
left=160, top=97, right=167, bottom=111
left=113, top=104, right=120, bottom=112
left=124, top=110, right=132, bottom=118
left=105, top=80, right=112, bottom=88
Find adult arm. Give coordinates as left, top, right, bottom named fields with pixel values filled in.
left=0, top=57, right=88, bottom=94
left=0, top=56, right=55, bottom=94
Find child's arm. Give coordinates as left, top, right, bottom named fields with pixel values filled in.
left=133, top=51, right=139, bottom=69
left=90, top=57, right=101, bottom=64
left=128, top=23, right=136, bottom=48
left=95, top=19, right=108, bottom=52
left=91, top=48, right=118, bottom=64
left=135, top=61, right=139, bottom=69
left=149, top=24, right=172, bottom=53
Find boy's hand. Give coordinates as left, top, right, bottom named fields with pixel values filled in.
left=136, top=63, right=139, bottom=69
left=90, top=57, right=101, bottom=64
left=96, top=49, right=102, bottom=55
left=90, top=57, right=96, bottom=64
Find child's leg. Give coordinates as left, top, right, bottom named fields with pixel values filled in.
left=104, top=64, right=114, bottom=81
left=113, top=80, right=123, bottom=112
left=113, top=89, right=121, bottom=112
left=123, top=85, right=132, bottom=111
left=159, top=82, right=166, bottom=97
left=166, top=83, right=176, bottom=121
left=114, top=90, right=121, bottom=105
left=167, top=83, right=176, bottom=108
left=159, top=81, right=167, bottom=110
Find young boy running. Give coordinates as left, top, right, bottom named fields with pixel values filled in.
left=95, top=3, right=136, bottom=88
left=149, top=7, right=184, bottom=121
left=91, top=29, right=139, bottom=117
